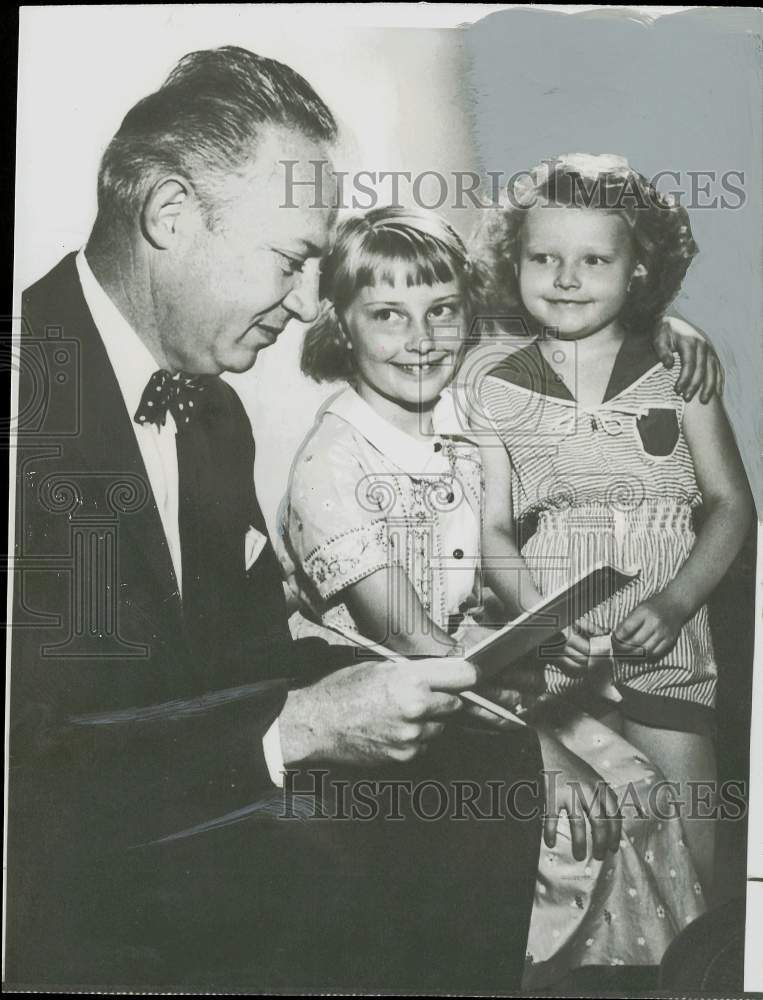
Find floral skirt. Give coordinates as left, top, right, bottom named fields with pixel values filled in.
left=523, top=706, right=706, bottom=989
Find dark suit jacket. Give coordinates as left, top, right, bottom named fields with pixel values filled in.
left=7, top=254, right=544, bottom=992
left=6, top=253, right=349, bottom=980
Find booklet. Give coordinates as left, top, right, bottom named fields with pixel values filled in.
left=465, top=564, right=639, bottom=681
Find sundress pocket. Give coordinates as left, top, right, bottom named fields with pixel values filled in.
left=634, top=407, right=680, bottom=458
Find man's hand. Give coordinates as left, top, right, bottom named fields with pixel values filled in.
left=537, top=729, right=622, bottom=862
left=613, top=591, right=687, bottom=660
left=278, top=657, right=477, bottom=767
left=654, top=315, right=724, bottom=403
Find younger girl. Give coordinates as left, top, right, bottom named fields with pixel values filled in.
left=473, top=154, right=754, bottom=894
left=279, top=205, right=713, bottom=987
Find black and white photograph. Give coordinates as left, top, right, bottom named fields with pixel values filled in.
left=5, top=4, right=762, bottom=995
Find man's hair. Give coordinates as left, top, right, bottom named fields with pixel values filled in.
left=96, top=45, right=337, bottom=227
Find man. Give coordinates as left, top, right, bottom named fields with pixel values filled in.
left=7, top=46, right=721, bottom=991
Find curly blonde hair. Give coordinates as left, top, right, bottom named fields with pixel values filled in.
left=471, top=155, right=699, bottom=335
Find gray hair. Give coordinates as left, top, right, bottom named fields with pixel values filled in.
left=96, top=45, right=337, bottom=227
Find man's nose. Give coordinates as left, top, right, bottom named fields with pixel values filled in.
left=554, top=261, right=581, bottom=289
left=284, top=266, right=320, bottom=324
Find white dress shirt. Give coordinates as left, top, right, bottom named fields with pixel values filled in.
left=76, top=250, right=286, bottom=786
left=76, top=250, right=183, bottom=594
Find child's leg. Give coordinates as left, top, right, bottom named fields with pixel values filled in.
left=621, top=719, right=717, bottom=893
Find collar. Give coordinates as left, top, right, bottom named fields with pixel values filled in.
left=487, top=341, right=574, bottom=402
left=325, top=386, right=463, bottom=476
left=487, top=332, right=661, bottom=404
left=602, top=329, right=661, bottom=401
left=76, top=248, right=164, bottom=423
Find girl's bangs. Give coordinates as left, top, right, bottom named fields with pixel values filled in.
left=343, top=230, right=459, bottom=298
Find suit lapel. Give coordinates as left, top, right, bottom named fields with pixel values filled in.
left=45, top=255, right=183, bottom=613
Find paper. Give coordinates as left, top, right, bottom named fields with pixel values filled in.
left=465, top=564, right=639, bottom=681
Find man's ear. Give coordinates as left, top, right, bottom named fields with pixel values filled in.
left=141, top=177, right=194, bottom=249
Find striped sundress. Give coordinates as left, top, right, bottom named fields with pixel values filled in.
left=477, top=334, right=717, bottom=734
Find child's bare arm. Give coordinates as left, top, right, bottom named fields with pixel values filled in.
left=479, top=434, right=543, bottom=617
left=344, top=567, right=458, bottom=657
left=615, top=394, right=754, bottom=657
left=479, top=435, right=589, bottom=675
left=669, top=392, right=754, bottom=611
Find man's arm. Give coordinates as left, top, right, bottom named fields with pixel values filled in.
left=8, top=610, right=291, bottom=848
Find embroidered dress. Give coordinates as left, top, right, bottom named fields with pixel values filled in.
left=280, top=386, right=482, bottom=641
left=476, top=335, right=717, bottom=735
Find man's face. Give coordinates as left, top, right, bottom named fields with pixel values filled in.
left=154, top=126, right=334, bottom=374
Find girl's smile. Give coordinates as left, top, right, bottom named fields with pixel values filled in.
left=342, top=270, right=464, bottom=433
left=389, top=358, right=450, bottom=376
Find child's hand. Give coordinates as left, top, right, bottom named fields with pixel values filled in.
left=614, top=593, right=687, bottom=660
left=462, top=683, right=526, bottom=728
left=547, top=626, right=591, bottom=677
left=537, top=729, right=622, bottom=862
left=654, top=316, right=724, bottom=403
left=502, top=657, right=548, bottom=695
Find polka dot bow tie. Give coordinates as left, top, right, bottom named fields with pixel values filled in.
left=134, top=370, right=209, bottom=429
